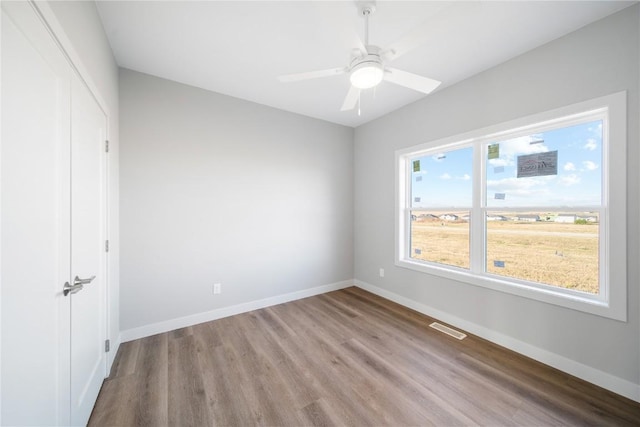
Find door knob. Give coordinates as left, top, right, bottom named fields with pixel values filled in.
left=74, top=275, right=96, bottom=286
left=63, top=281, right=83, bottom=296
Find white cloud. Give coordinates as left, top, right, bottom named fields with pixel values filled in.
left=439, top=173, right=451, bottom=180
left=486, top=176, right=554, bottom=199
left=488, top=158, right=509, bottom=167
left=564, top=162, right=576, bottom=171
left=582, top=160, right=598, bottom=171
left=587, top=122, right=603, bottom=135
left=458, top=174, right=471, bottom=181
left=583, top=138, right=597, bottom=151
left=488, top=135, right=549, bottom=167
left=487, top=177, right=537, bottom=192
left=485, top=175, right=601, bottom=205
left=560, top=174, right=581, bottom=186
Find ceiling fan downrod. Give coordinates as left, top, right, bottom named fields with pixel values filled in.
left=359, top=2, right=376, bottom=48
left=363, top=8, right=370, bottom=46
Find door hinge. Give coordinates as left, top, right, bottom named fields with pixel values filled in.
left=105, top=140, right=109, bottom=153
left=105, top=339, right=110, bottom=352
left=105, top=240, right=109, bottom=252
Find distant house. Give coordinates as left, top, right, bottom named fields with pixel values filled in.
left=412, top=214, right=438, bottom=222
left=516, top=214, right=540, bottom=222
left=487, top=214, right=507, bottom=221
left=420, top=214, right=439, bottom=220
left=439, top=214, right=459, bottom=221
left=579, top=215, right=598, bottom=223
left=555, top=214, right=577, bottom=223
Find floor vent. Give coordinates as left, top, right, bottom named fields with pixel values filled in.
left=429, top=322, right=467, bottom=340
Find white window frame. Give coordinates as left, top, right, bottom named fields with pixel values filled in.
left=395, top=92, right=627, bottom=321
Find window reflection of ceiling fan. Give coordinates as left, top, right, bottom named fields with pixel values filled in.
left=278, top=1, right=442, bottom=113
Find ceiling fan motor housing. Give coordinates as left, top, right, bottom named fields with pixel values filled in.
left=349, top=45, right=384, bottom=89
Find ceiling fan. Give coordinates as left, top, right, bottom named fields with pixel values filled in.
left=277, top=1, right=442, bottom=113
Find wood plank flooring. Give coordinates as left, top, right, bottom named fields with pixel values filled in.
left=89, top=287, right=640, bottom=426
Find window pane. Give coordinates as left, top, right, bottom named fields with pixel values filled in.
left=486, top=120, right=602, bottom=207
left=411, top=146, right=473, bottom=208
left=410, top=211, right=469, bottom=269
left=485, top=211, right=599, bottom=294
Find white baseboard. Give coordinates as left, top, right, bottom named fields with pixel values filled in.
left=120, top=280, right=353, bottom=342
left=354, top=279, right=640, bottom=403
left=118, top=278, right=639, bottom=402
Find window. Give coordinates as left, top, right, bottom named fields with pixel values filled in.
left=410, top=146, right=473, bottom=269
left=396, top=93, right=627, bottom=321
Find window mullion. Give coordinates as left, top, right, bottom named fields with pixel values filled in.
left=401, top=156, right=411, bottom=262
left=470, top=143, right=485, bottom=273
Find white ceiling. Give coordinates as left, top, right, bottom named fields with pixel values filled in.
left=96, top=1, right=634, bottom=128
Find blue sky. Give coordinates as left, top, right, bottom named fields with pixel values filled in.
left=411, top=147, right=473, bottom=208
left=411, top=119, right=602, bottom=208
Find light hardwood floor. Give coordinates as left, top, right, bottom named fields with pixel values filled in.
left=89, top=287, right=640, bottom=426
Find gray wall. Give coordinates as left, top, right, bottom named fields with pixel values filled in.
left=47, top=0, right=121, bottom=367
left=354, top=6, right=639, bottom=386
left=119, top=69, right=354, bottom=331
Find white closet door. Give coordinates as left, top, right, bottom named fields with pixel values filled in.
left=1, top=2, right=72, bottom=425
left=2, top=2, right=109, bottom=426
left=70, top=75, right=107, bottom=426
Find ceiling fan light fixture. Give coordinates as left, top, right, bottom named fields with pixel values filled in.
left=350, top=61, right=384, bottom=89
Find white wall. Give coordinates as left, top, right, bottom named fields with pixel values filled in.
left=119, top=69, right=354, bottom=332
left=42, top=0, right=638, bottom=403
left=354, top=5, right=639, bottom=398
left=46, top=0, right=120, bottom=368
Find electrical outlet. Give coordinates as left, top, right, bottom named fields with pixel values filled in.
left=213, top=283, right=221, bottom=294
left=379, top=268, right=384, bottom=277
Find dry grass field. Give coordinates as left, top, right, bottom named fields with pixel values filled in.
left=410, top=215, right=599, bottom=294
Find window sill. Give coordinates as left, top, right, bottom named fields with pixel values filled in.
left=395, top=257, right=624, bottom=321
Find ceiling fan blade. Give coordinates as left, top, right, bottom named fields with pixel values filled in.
left=278, top=67, right=347, bottom=83
left=381, top=2, right=480, bottom=62
left=340, top=85, right=360, bottom=111
left=384, top=68, right=441, bottom=94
